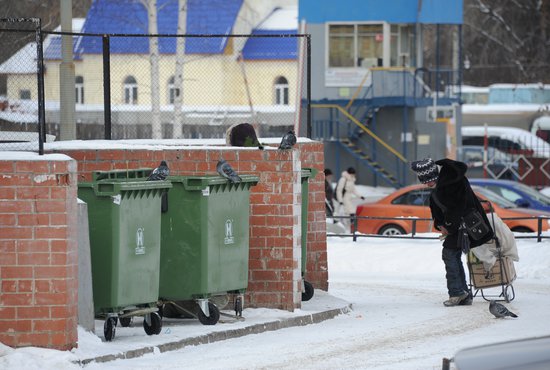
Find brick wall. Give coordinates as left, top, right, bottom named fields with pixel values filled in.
left=51, top=141, right=328, bottom=311
left=0, top=154, right=78, bottom=350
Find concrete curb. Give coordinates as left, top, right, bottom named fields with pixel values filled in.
left=78, top=303, right=353, bottom=365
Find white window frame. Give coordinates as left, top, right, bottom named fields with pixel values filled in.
left=167, top=76, right=180, bottom=104
left=75, top=75, right=84, bottom=104
left=326, top=22, right=388, bottom=69
left=274, top=76, right=289, bottom=105
left=123, top=76, right=138, bottom=105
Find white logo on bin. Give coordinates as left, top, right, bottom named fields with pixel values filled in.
left=224, top=219, right=234, bottom=245
left=135, top=227, right=145, bottom=255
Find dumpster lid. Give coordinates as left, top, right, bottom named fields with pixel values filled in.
left=301, top=167, right=318, bottom=179
left=167, top=174, right=259, bottom=191
left=92, top=168, right=151, bottom=182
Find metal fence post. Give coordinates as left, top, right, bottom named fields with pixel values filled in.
left=34, top=18, right=46, bottom=155
left=103, top=35, right=111, bottom=140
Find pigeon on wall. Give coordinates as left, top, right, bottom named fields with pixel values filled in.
left=216, top=159, right=242, bottom=183
left=278, top=130, right=297, bottom=150
left=489, top=300, right=518, bottom=318
left=147, top=160, right=169, bottom=181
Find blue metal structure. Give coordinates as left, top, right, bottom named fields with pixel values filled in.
left=301, top=0, right=464, bottom=188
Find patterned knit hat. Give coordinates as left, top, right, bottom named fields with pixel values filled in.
left=410, top=158, right=439, bottom=184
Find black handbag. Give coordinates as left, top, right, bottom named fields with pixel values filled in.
left=462, top=209, right=491, bottom=241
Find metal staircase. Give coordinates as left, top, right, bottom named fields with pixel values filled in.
left=338, top=137, right=400, bottom=187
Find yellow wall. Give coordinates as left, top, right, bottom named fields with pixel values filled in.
left=6, top=75, right=37, bottom=101
left=39, top=54, right=297, bottom=107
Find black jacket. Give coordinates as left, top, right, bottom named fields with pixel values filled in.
left=429, top=159, right=494, bottom=249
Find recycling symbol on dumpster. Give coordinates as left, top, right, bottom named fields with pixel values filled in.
left=224, top=219, right=234, bottom=245
left=135, top=227, right=145, bottom=255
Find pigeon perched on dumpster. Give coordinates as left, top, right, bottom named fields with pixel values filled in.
left=216, top=159, right=242, bottom=183
left=489, top=300, right=518, bottom=318
left=147, top=160, right=169, bottom=181
left=278, top=130, right=297, bottom=150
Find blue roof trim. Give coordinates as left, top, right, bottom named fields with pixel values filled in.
left=77, top=0, right=243, bottom=55
left=299, top=0, right=463, bottom=24
left=241, top=30, right=297, bottom=60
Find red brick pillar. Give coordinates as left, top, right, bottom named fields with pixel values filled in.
left=299, top=142, right=329, bottom=291
left=0, top=154, right=78, bottom=350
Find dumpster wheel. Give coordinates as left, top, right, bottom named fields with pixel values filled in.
left=302, top=280, right=314, bottom=302
left=119, top=317, right=132, bottom=327
left=103, top=317, right=117, bottom=341
left=143, top=312, right=162, bottom=335
left=197, top=302, right=220, bottom=325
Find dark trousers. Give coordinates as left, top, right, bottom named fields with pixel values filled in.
left=442, top=247, right=469, bottom=297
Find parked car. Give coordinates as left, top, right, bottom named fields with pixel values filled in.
left=469, top=178, right=550, bottom=212
left=462, top=145, right=517, bottom=180
left=355, top=184, right=549, bottom=235
left=449, top=335, right=550, bottom=370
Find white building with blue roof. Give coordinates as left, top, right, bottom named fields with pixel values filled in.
left=0, top=0, right=300, bottom=138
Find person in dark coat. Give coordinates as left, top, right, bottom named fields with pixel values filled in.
left=411, top=158, right=493, bottom=307
left=324, top=168, right=335, bottom=217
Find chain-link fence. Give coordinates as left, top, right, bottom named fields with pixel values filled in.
left=0, top=18, right=46, bottom=154
left=0, top=25, right=310, bottom=151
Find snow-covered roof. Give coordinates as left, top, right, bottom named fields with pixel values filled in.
left=0, top=18, right=85, bottom=74
left=256, top=6, right=297, bottom=31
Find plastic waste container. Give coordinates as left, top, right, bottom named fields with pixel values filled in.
left=301, top=168, right=318, bottom=301
left=158, top=175, right=258, bottom=325
left=78, top=169, right=172, bottom=341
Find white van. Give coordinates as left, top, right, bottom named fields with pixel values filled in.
left=462, top=126, right=550, bottom=158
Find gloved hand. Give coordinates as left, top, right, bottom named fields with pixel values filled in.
left=361, top=196, right=365, bottom=200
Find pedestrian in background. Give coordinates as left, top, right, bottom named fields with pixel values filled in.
left=335, top=167, right=365, bottom=232
left=411, top=158, right=493, bottom=307
left=324, top=168, right=335, bottom=217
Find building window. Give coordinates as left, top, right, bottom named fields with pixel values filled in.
left=75, top=75, right=84, bottom=104
left=274, top=76, right=289, bottom=105
left=123, top=76, right=138, bottom=104
left=19, top=90, right=31, bottom=100
left=390, top=25, right=415, bottom=67
left=168, top=76, right=180, bottom=104
left=329, top=24, right=383, bottom=68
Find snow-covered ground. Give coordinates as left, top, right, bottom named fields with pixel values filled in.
left=1, top=231, right=549, bottom=369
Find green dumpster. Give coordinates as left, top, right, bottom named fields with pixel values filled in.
left=159, top=175, right=258, bottom=324
left=301, top=168, right=318, bottom=301
left=78, top=169, right=172, bottom=341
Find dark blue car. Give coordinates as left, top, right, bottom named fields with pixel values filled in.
left=469, top=179, right=550, bottom=212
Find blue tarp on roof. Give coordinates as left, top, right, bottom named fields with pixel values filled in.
left=241, top=30, right=297, bottom=60
left=77, top=0, right=243, bottom=55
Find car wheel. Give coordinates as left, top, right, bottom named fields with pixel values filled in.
left=378, top=224, right=405, bottom=236
left=511, top=226, right=532, bottom=233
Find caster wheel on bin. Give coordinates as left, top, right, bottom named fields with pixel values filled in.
left=302, top=280, right=314, bottom=302
left=143, top=312, right=162, bottom=335
left=197, top=302, right=220, bottom=325
left=119, top=317, right=132, bottom=327
left=234, top=296, right=243, bottom=317
left=104, top=317, right=117, bottom=341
